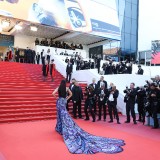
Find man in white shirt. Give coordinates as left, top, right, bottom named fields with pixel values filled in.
left=107, top=85, right=120, bottom=124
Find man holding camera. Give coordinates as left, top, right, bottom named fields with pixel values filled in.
left=84, top=85, right=96, bottom=122
left=136, top=86, right=146, bottom=122
left=108, top=86, right=121, bottom=124
left=97, top=83, right=108, bottom=121
left=124, top=83, right=137, bottom=124
left=90, top=78, right=98, bottom=114
left=148, top=83, right=160, bottom=128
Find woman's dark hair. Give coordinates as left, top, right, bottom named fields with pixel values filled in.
left=58, top=80, right=66, bottom=98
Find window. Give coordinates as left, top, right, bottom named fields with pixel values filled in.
left=125, top=2, right=132, bottom=18
left=124, top=33, right=131, bottom=50
left=131, top=19, right=137, bottom=35
left=124, top=17, right=131, bottom=33
left=131, top=35, right=137, bottom=51
left=131, top=4, right=137, bottom=19
left=118, top=0, right=125, bottom=16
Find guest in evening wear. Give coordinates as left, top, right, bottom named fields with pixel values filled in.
left=52, top=80, right=125, bottom=154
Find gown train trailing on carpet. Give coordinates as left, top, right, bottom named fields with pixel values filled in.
left=55, top=97, right=125, bottom=154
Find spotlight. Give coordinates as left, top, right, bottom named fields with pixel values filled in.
left=30, top=26, right=38, bottom=31
left=15, top=24, right=22, bottom=30
left=1, top=19, right=10, bottom=28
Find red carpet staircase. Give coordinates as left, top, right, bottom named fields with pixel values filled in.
left=0, top=62, right=87, bottom=123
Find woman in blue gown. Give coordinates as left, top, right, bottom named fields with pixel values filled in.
left=52, top=80, right=125, bottom=154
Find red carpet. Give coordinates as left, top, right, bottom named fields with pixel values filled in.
left=0, top=62, right=86, bottom=123
left=0, top=117, right=160, bottom=160
left=0, top=62, right=160, bottom=160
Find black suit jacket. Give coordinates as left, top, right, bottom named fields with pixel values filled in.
left=137, top=69, right=144, bottom=75
left=66, top=64, right=73, bottom=74
left=128, top=88, right=137, bottom=103
left=97, top=88, right=108, bottom=103
left=90, top=83, right=98, bottom=95
left=72, top=86, right=83, bottom=102
left=108, top=89, right=119, bottom=105
left=69, top=83, right=75, bottom=92
left=15, top=50, right=20, bottom=58
left=97, top=80, right=108, bottom=89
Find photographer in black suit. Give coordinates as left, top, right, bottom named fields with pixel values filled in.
left=84, top=85, right=95, bottom=122
left=97, top=83, right=108, bottom=121
left=124, top=83, right=137, bottom=124
left=148, top=83, right=160, bottom=128
left=90, top=78, right=98, bottom=113
left=97, top=76, right=107, bottom=89
left=66, top=61, right=73, bottom=83
left=136, top=86, right=146, bottom=122
left=108, top=86, right=120, bottom=124
left=72, top=82, right=83, bottom=119
left=137, top=65, right=144, bottom=75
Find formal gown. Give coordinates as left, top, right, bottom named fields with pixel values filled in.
left=55, top=97, right=125, bottom=154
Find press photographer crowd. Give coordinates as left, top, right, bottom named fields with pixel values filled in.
left=64, top=54, right=140, bottom=75
left=66, top=75, right=160, bottom=129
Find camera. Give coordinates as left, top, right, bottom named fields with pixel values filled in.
left=99, top=90, right=105, bottom=101
left=108, top=87, right=113, bottom=92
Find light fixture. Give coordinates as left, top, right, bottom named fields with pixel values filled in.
left=1, top=19, right=10, bottom=28
left=30, top=26, right=38, bottom=31
left=15, top=24, right=22, bottom=30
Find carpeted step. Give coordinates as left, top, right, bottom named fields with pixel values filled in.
left=0, top=115, right=56, bottom=123
left=0, top=111, right=55, bottom=119
left=0, top=62, right=88, bottom=123
left=0, top=104, right=56, bottom=109
left=0, top=100, right=57, bottom=105
left=0, top=108, right=56, bottom=114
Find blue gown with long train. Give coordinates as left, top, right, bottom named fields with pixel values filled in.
left=55, top=97, right=125, bottom=154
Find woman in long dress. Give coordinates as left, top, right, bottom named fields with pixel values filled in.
left=52, top=80, right=125, bottom=154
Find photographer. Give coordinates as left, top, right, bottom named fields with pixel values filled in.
left=153, top=75, right=160, bottom=88
left=84, top=85, right=96, bottom=122
left=97, top=83, right=108, bottom=121
left=148, top=83, right=160, bottom=129
left=124, top=83, right=137, bottom=124
left=136, top=86, right=146, bottom=122
left=108, top=86, right=121, bottom=124
left=90, top=78, right=98, bottom=114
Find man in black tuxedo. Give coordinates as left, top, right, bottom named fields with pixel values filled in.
left=108, top=86, right=120, bottom=124
left=36, top=52, right=40, bottom=64
left=31, top=50, right=36, bottom=64
left=96, top=56, right=101, bottom=73
left=97, top=84, right=108, bottom=121
left=24, top=47, right=29, bottom=63
left=27, top=48, right=32, bottom=63
left=97, top=76, right=107, bottom=89
left=65, top=57, right=69, bottom=63
left=137, top=65, right=144, bottom=75
left=72, top=82, right=83, bottom=119
left=66, top=61, right=73, bottom=83
left=41, top=49, right=45, bottom=65
left=90, top=78, right=98, bottom=113
left=15, top=47, right=20, bottom=62
left=124, top=83, right=137, bottom=124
